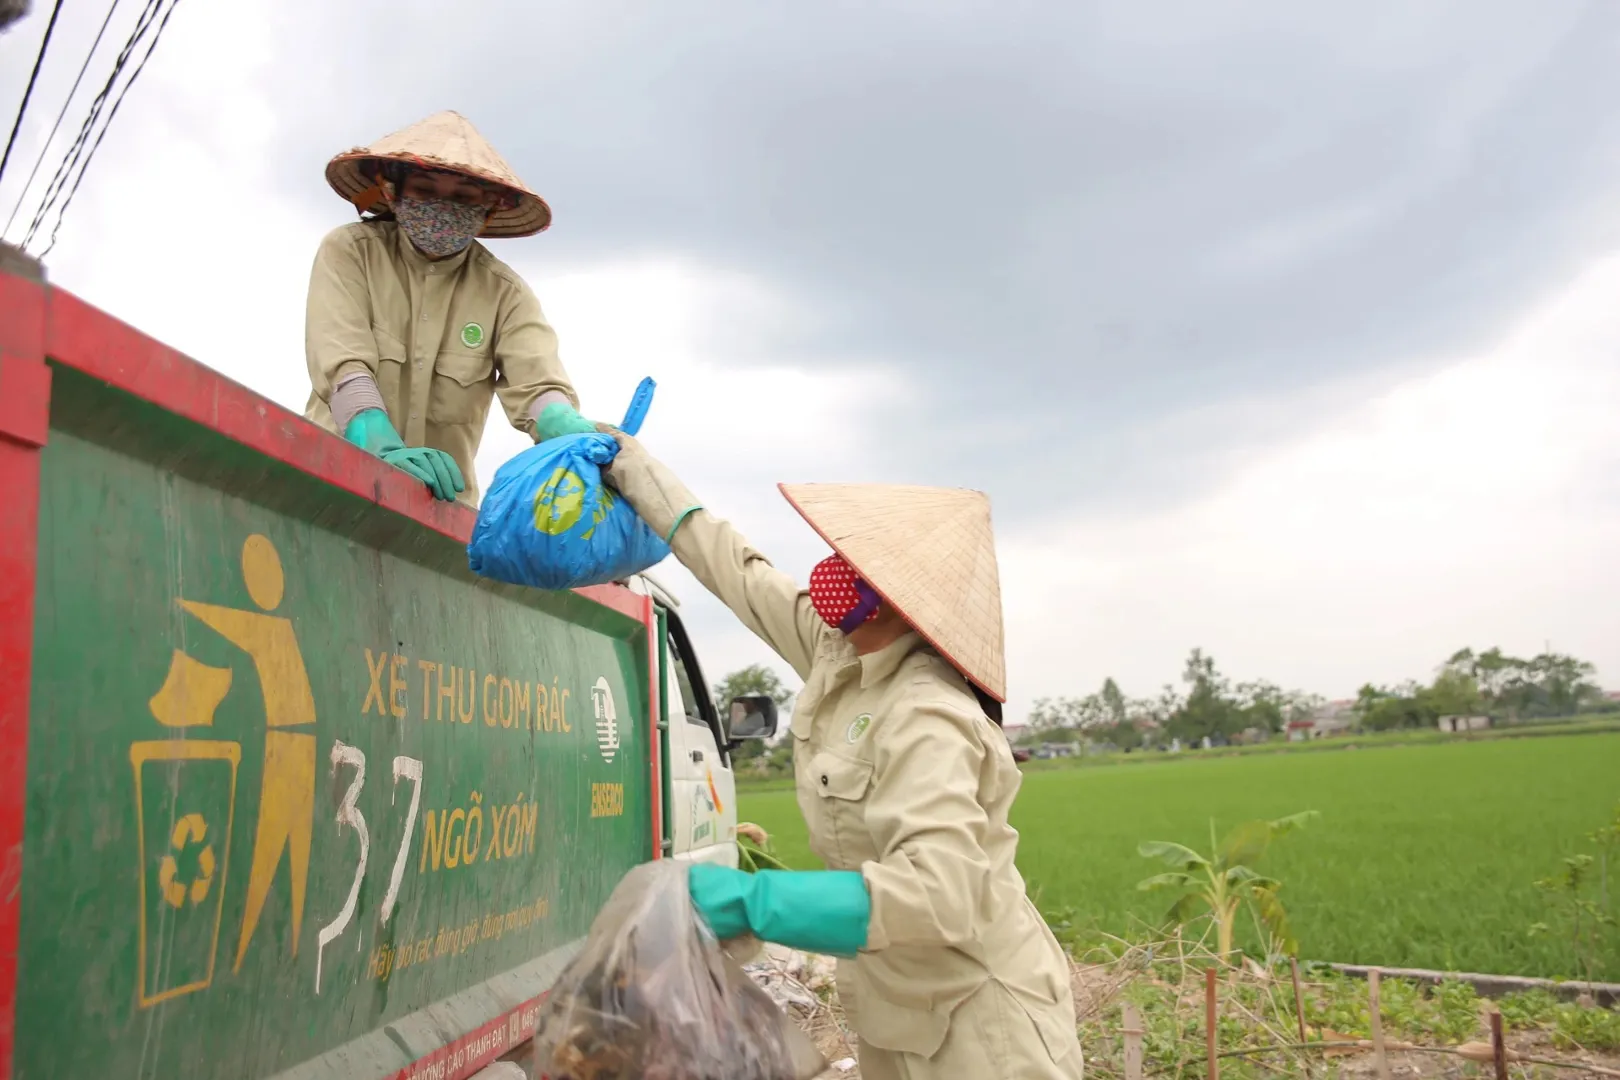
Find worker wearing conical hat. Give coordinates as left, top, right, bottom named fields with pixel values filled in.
left=600, top=431, right=1084, bottom=1080
left=304, top=111, right=596, bottom=506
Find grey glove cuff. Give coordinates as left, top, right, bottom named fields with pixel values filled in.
left=330, top=372, right=387, bottom=431
left=527, top=388, right=573, bottom=424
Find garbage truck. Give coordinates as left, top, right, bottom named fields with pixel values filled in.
left=0, top=258, right=776, bottom=1079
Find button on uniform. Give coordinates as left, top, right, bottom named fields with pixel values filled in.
left=606, top=473, right=1085, bottom=1078
left=303, top=221, right=577, bottom=508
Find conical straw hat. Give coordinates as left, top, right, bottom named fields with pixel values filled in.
left=325, top=111, right=551, bottom=237
left=779, top=483, right=1006, bottom=702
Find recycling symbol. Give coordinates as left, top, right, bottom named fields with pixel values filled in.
left=158, top=812, right=217, bottom=909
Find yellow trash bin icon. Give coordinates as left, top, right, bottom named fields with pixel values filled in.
left=130, top=740, right=241, bottom=1008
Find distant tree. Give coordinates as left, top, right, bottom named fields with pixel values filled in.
left=1097, top=720, right=1144, bottom=750
left=1169, top=649, right=1240, bottom=743
left=1041, top=726, right=1089, bottom=745
left=1235, top=680, right=1286, bottom=735
left=713, top=665, right=796, bottom=762
left=1440, top=646, right=1600, bottom=720
left=1027, top=643, right=1604, bottom=749
left=1354, top=684, right=1407, bottom=731
left=1029, top=697, right=1080, bottom=731
left=1124, top=684, right=1184, bottom=744
left=1527, top=652, right=1601, bottom=717
left=1029, top=692, right=1111, bottom=732
left=1028, top=677, right=1161, bottom=750
left=1100, top=678, right=1128, bottom=725
left=1355, top=680, right=1441, bottom=731
left=1446, top=647, right=1526, bottom=706
left=713, top=663, right=795, bottom=709
left=1426, top=668, right=1483, bottom=717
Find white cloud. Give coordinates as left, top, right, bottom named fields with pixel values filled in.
left=471, top=253, right=904, bottom=503
left=1, top=0, right=319, bottom=408
left=0, top=0, right=901, bottom=703
left=5, top=0, right=1614, bottom=730
left=1000, top=253, right=1620, bottom=719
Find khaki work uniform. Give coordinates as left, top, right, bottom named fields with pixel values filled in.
left=303, top=220, right=577, bottom=505
left=670, top=510, right=1084, bottom=1080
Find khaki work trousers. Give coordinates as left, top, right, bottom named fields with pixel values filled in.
left=853, top=981, right=1085, bottom=1080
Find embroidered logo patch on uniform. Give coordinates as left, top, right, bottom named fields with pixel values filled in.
left=460, top=321, right=484, bottom=348
left=846, top=714, right=872, bottom=743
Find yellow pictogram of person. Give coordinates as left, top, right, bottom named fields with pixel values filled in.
left=175, top=534, right=317, bottom=972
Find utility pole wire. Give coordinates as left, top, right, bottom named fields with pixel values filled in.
left=36, top=0, right=177, bottom=256
left=21, top=0, right=160, bottom=249
left=3, top=0, right=124, bottom=241
left=0, top=0, right=67, bottom=188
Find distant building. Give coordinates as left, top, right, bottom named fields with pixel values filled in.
left=1288, top=699, right=1357, bottom=741
left=1438, top=715, right=1491, bottom=733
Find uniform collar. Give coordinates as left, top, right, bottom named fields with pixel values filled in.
left=389, top=220, right=477, bottom=274
left=858, top=631, right=922, bottom=690
left=788, top=632, right=922, bottom=742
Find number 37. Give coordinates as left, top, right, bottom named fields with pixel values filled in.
left=315, top=740, right=423, bottom=994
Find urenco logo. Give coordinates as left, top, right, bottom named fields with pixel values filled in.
left=592, top=677, right=619, bottom=764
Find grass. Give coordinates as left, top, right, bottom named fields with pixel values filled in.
left=784, top=926, right=1620, bottom=1079
left=1072, top=941, right=1620, bottom=1079
left=1020, top=714, right=1620, bottom=770
left=736, top=715, right=1620, bottom=793
left=738, top=733, right=1620, bottom=980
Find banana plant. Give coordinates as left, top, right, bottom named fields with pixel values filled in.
left=1137, top=811, right=1319, bottom=962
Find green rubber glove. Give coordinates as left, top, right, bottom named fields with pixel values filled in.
left=535, top=400, right=598, bottom=441
left=343, top=409, right=465, bottom=502
left=689, top=864, right=870, bottom=958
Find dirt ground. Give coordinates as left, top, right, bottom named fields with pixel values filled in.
left=764, top=957, right=1620, bottom=1080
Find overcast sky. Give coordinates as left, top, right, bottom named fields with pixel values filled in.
left=2, top=0, right=1616, bottom=721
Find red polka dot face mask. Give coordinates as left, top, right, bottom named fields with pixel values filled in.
left=809, top=554, right=882, bottom=634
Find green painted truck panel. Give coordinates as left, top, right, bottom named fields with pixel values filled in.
left=11, top=356, right=656, bottom=1077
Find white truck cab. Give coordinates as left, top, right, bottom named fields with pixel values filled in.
left=623, top=572, right=778, bottom=867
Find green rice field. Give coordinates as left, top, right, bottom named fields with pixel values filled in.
left=737, top=733, right=1620, bottom=980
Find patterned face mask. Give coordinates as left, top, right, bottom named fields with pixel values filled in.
left=393, top=195, right=488, bottom=258
left=809, top=554, right=882, bottom=633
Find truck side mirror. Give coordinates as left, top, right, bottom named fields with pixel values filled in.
left=726, top=695, right=778, bottom=742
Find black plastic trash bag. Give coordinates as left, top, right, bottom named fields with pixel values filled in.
left=533, top=861, right=825, bottom=1080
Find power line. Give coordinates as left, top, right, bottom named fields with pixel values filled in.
left=0, top=0, right=68, bottom=189
left=21, top=0, right=162, bottom=247
left=35, top=0, right=177, bottom=256
left=20, top=0, right=163, bottom=250
left=2, top=0, right=125, bottom=241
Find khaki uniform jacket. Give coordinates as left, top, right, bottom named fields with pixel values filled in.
left=303, top=221, right=577, bottom=505
left=669, top=510, right=1081, bottom=1072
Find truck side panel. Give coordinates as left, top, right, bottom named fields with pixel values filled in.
left=0, top=278, right=660, bottom=1080
left=0, top=267, right=50, bottom=1080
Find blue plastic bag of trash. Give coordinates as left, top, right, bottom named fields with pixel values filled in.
left=467, top=379, right=669, bottom=590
